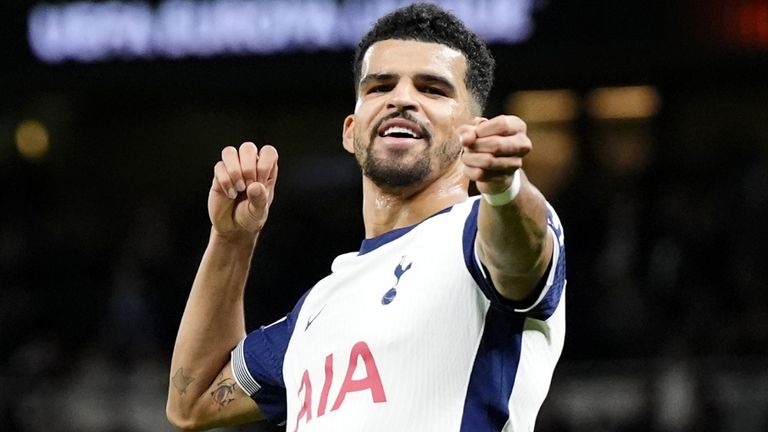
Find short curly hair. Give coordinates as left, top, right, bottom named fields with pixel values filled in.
left=353, top=3, right=496, bottom=113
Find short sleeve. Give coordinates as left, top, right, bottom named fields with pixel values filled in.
left=230, top=291, right=309, bottom=422
left=463, top=199, right=566, bottom=320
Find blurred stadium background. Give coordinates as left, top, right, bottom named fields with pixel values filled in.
left=1, top=0, right=767, bottom=431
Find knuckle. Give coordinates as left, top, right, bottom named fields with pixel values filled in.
left=490, top=140, right=504, bottom=155
left=507, top=136, right=528, bottom=155
left=481, top=154, right=495, bottom=169
left=502, top=116, right=515, bottom=132
left=505, top=115, right=525, bottom=134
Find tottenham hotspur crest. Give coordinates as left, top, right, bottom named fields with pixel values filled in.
left=381, top=255, right=413, bottom=305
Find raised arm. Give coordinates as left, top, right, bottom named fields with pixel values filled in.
left=166, top=142, right=278, bottom=431
left=459, top=116, right=553, bottom=302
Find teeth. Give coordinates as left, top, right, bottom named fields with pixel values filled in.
left=383, top=126, right=419, bottom=138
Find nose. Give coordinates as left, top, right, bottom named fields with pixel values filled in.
left=386, top=80, right=418, bottom=112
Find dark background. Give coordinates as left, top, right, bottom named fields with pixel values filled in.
left=1, top=0, right=767, bottom=431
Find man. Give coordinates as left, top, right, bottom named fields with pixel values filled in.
left=166, top=3, right=566, bottom=431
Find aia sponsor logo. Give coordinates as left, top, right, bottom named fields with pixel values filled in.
left=293, top=341, right=386, bottom=431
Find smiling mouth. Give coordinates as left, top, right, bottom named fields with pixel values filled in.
left=379, top=126, right=423, bottom=139
left=374, top=113, right=430, bottom=143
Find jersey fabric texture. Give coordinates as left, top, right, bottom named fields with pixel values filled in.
left=231, top=196, right=567, bottom=431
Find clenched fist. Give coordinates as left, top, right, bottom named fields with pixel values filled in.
left=209, top=142, right=278, bottom=237
left=457, top=115, right=531, bottom=195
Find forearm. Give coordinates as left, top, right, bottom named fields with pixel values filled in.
left=477, top=171, right=553, bottom=301
left=169, top=230, right=258, bottom=410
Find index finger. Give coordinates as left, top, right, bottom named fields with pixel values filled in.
left=474, top=115, right=526, bottom=138
left=457, top=117, right=488, bottom=146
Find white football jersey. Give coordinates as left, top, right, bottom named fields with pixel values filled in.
left=231, top=196, right=566, bottom=431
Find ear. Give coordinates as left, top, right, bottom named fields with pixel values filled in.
left=342, top=114, right=356, bottom=154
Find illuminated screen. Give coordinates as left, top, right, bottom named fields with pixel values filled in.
left=28, top=0, right=538, bottom=63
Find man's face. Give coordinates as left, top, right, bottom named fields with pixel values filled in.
left=343, top=39, right=475, bottom=191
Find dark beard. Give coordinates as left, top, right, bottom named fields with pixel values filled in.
left=361, top=144, right=432, bottom=189
left=352, top=111, right=430, bottom=189
left=355, top=136, right=462, bottom=190
left=354, top=111, right=460, bottom=189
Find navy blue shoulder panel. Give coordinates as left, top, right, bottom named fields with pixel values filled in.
left=241, top=290, right=311, bottom=422
left=462, top=199, right=566, bottom=320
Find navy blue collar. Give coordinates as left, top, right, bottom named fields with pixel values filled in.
left=358, top=206, right=453, bottom=255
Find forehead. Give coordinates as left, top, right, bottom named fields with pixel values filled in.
left=360, top=39, right=468, bottom=84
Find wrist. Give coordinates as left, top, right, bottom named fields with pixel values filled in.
left=481, top=170, right=522, bottom=206
left=209, top=228, right=259, bottom=250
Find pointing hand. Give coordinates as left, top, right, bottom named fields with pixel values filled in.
left=457, top=115, right=531, bottom=195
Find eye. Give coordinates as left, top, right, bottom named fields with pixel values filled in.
left=368, top=85, right=392, bottom=94
left=422, top=86, right=446, bottom=96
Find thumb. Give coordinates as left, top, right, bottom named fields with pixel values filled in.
left=246, top=182, right=269, bottom=213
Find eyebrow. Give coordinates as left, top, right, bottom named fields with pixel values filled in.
left=359, top=73, right=398, bottom=88
left=359, top=73, right=457, bottom=94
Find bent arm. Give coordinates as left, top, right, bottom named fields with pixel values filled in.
left=166, top=232, right=263, bottom=430
left=167, top=143, right=278, bottom=430
left=476, top=170, right=554, bottom=302
left=460, top=116, right=554, bottom=302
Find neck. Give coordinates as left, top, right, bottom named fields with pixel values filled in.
left=361, top=164, right=469, bottom=238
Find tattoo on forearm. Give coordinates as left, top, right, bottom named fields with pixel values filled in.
left=211, top=378, right=237, bottom=409
left=172, top=367, right=195, bottom=395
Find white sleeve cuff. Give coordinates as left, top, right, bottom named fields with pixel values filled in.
left=514, top=227, right=560, bottom=314
left=230, top=339, right=262, bottom=396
